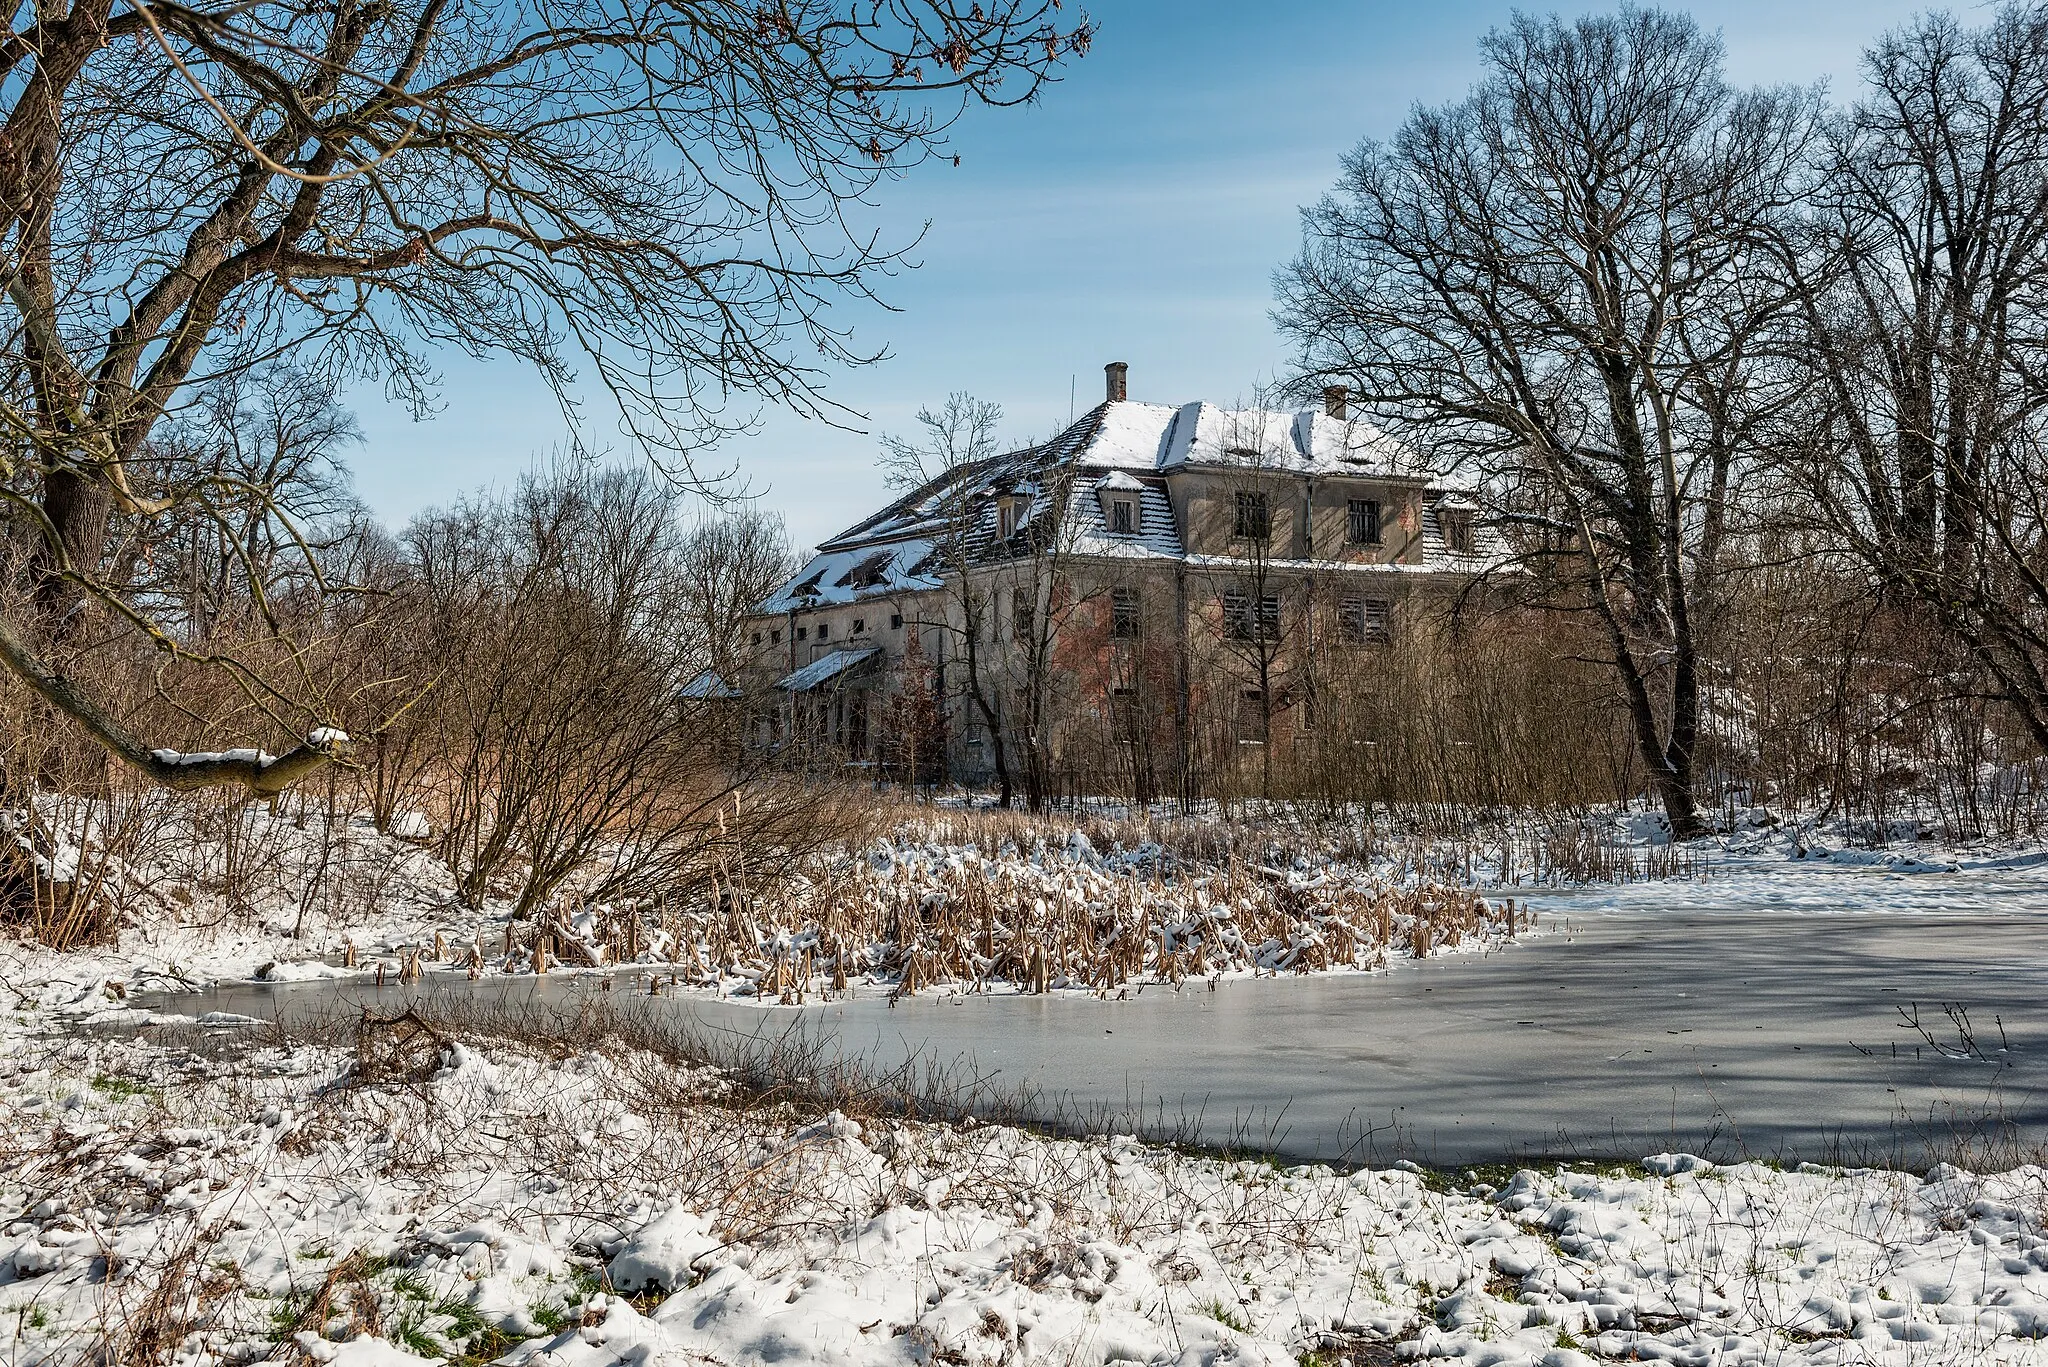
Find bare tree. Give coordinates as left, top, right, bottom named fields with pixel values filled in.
left=1770, top=4, right=2048, bottom=758
left=0, top=0, right=1091, bottom=793
left=678, top=510, right=793, bottom=687
left=1276, top=8, right=1814, bottom=836
left=878, top=392, right=1018, bottom=804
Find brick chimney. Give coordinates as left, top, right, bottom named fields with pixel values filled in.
left=1105, top=361, right=1128, bottom=403
left=1323, top=384, right=1349, bottom=419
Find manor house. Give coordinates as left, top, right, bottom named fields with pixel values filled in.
left=737, top=364, right=1492, bottom=795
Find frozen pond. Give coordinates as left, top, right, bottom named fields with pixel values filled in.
left=136, top=858, right=2048, bottom=1165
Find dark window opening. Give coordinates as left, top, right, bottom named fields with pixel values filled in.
left=795, top=626, right=807, bottom=641
left=1110, top=498, right=1137, bottom=534
left=1347, top=498, right=1382, bottom=546
left=751, top=630, right=762, bottom=647
left=1234, top=490, right=1271, bottom=540
left=891, top=613, right=903, bottom=630
left=1111, top=587, right=1140, bottom=639
left=845, top=551, right=892, bottom=589
left=771, top=629, right=782, bottom=645
left=852, top=618, right=866, bottom=634
left=1443, top=513, right=1474, bottom=554
left=1012, top=587, right=1035, bottom=642
left=817, top=622, right=829, bottom=641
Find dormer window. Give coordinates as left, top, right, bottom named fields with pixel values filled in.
left=1347, top=498, right=1382, bottom=546
left=997, top=496, right=1024, bottom=540
left=1234, top=490, right=1271, bottom=541
left=1094, top=471, right=1145, bottom=533
left=1442, top=511, right=1474, bottom=554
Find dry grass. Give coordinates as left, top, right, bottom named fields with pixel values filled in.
left=481, top=806, right=1529, bottom=1004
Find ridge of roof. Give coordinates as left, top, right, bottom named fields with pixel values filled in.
left=816, top=402, right=1112, bottom=553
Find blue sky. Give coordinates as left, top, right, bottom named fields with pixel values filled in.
left=346, top=0, right=1930, bottom=552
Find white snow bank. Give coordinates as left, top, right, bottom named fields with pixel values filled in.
left=607, top=1207, right=723, bottom=1292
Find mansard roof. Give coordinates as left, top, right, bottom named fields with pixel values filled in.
left=757, top=397, right=1480, bottom=616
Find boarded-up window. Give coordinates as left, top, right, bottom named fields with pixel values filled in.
left=1223, top=591, right=1281, bottom=641
left=1340, top=597, right=1392, bottom=643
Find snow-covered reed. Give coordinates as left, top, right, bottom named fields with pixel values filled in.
left=498, top=814, right=1527, bottom=1003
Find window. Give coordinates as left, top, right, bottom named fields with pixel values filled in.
left=771, top=629, right=782, bottom=645
left=817, top=622, right=829, bottom=641
left=891, top=613, right=903, bottom=630
left=1110, top=498, right=1137, bottom=534
left=1111, top=587, right=1140, bottom=639
left=998, top=497, right=1023, bottom=540
left=1233, top=490, right=1271, bottom=540
left=1340, top=597, right=1392, bottom=644
left=1223, top=591, right=1281, bottom=641
left=1347, top=498, right=1382, bottom=546
left=1012, top=586, right=1035, bottom=642
left=1443, top=512, right=1474, bottom=554
left=1237, top=688, right=1268, bottom=744
left=751, top=630, right=762, bottom=647
left=795, top=626, right=807, bottom=641
left=852, top=618, right=866, bottom=635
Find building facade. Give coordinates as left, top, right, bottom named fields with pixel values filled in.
left=740, top=365, right=1492, bottom=797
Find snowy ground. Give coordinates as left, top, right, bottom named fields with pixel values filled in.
left=11, top=806, right=2048, bottom=1363
left=9, top=1008, right=2048, bottom=1367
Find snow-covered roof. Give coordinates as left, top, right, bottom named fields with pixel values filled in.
left=1076, top=401, right=1421, bottom=477
left=775, top=647, right=882, bottom=692
left=758, top=538, right=942, bottom=615
left=754, top=397, right=1479, bottom=616
left=679, top=669, right=740, bottom=700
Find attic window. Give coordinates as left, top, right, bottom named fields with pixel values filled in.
left=1347, top=499, right=1382, bottom=546
left=1110, top=498, right=1137, bottom=534
left=1233, top=490, right=1271, bottom=541
left=997, top=497, right=1024, bottom=540
left=1442, top=512, right=1475, bottom=554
